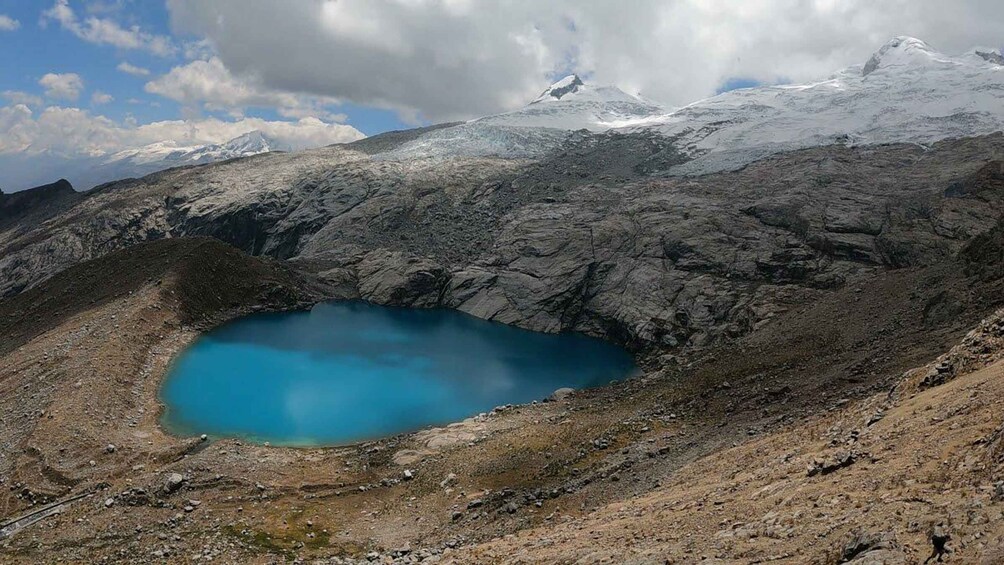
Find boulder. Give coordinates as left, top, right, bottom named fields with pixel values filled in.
left=547, top=387, right=575, bottom=402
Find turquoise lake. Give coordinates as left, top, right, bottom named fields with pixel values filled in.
left=160, top=301, right=637, bottom=446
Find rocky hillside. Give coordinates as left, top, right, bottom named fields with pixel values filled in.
left=2, top=38, right=1001, bottom=353
left=0, top=228, right=1002, bottom=563
left=453, top=310, right=1004, bottom=564
left=0, top=179, right=80, bottom=231
left=1, top=131, right=1002, bottom=351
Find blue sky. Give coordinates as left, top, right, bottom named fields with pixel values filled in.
left=716, top=78, right=762, bottom=95
left=0, top=0, right=410, bottom=135
left=0, top=0, right=805, bottom=150
left=1, top=0, right=171, bottom=124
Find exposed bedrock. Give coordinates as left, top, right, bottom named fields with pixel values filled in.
left=1, top=133, right=1003, bottom=350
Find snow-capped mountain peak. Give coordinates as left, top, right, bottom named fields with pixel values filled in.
left=79, top=131, right=292, bottom=189
left=533, top=74, right=585, bottom=102
left=215, top=130, right=290, bottom=155
left=386, top=36, right=1004, bottom=169
left=471, top=75, right=666, bottom=131
left=861, top=36, right=945, bottom=76
left=623, top=36, right=1004, bottom=175
left=383, top=74, right=668, bottom=159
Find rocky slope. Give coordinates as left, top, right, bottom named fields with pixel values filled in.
left=2, top=40, right=1002, bottom=351
left=1, top=131, right=1002, bottom=351
left=453, top=311, right=1004, bottom=564
left=0, top=179, right=81, bottom=232
left=0, top=232, right=1001, bottom=563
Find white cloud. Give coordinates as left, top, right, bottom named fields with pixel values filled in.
left=116, top=61, right=150, bottom=76
left=145, top=57, right=346, bottom=121
left=85, top=0, right=130, bottom=16
left=43, top=0, right=176, bottom=57
left=166, top=0, right=1004, bottom=121
left=0, top=104, right=364, bottom=158
left=39, top=73, right=84, bottom=101
left=91, top=91, right=113, bottom=105
left=2, top=91, right=43, bottom=106
left=181, top=38, right=214, bottom=61
left=0, top=14, right=20, bottom=31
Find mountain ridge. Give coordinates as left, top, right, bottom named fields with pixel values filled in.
left=377, top=36, right=1004, bottom=166
left=623, top=36, right=1004, bottom=175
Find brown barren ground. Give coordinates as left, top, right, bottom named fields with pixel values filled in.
left=1, top=237, right=1002, bottom=563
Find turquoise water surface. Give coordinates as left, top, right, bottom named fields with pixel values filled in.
left=160, top=301, right=637, bottom=446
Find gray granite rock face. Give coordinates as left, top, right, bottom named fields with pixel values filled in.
left=1, top=132, right=1002, bottom=349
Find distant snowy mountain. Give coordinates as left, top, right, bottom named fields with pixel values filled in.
left=0, top=131, right=292, bottom=192
left=623, top=37, right=1004, bottom=174
left=94, top=130, right=291, bottom=183
left=476, top=74, right=666, bottom=131
left=386, top=37, right=1004, bottom=169
left=385, top=74, right=666, bottom=159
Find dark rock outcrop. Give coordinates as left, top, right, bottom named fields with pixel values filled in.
left=0, top=179, right=80, bottom=230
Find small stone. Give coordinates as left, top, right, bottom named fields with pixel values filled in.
left=392, top=543, right=412, bottom=556
left=200, top=434, right=208, bottom=441
left=164, top=473, right=184, bottom=494
left=104, top=497, right=115, bottom=508
left=105, top=444, right=116, bottom=453
left=403, top=469, right=415, bottom=481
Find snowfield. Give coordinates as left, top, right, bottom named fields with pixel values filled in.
left=631, top=37, right=1004, bottom=174
left=386, top=37, right=1004, bottom=173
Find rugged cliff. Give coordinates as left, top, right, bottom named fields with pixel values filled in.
left=2, top=133, right=1002, bottom=352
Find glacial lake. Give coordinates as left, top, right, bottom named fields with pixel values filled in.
left=160, top=301, right=637, bottom=446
